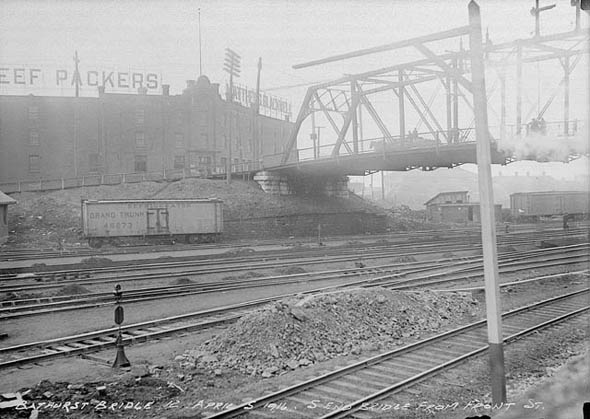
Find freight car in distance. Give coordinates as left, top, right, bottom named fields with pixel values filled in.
left=510, top=191, right=589, bottom=221
left=81, top=198, right=223, bottom=248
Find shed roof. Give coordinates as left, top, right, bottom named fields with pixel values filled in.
left=0, top=191, right=16, bottom=205
left=424, top=191, right=469, bottom=206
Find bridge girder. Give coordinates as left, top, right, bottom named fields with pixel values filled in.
left=279, top=13, right=589, bottom=169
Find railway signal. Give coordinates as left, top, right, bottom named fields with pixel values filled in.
left=112, top=284, right=131, bottom=368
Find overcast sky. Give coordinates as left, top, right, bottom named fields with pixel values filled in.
left=1, top=0, right=588, bottom=179
left=1, top=0, right=587, bottom=97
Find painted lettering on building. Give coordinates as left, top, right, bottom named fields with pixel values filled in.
left=0, top=65, right=161, bottom=91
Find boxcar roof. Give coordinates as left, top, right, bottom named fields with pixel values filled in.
left=510, top=191, right=588, bottom=196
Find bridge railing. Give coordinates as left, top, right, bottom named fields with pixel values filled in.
left=290, top=127, right=477, bottom=163
left=286, top=119, right=586, bottom=165
left=496, top=119, right=584, bottom=139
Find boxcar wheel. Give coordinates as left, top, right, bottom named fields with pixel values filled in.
left=186, top=235, right=199, bottom=244
left=88, top=238, right=103, bottom=249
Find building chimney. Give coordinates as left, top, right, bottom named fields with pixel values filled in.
left=138, top=87, right=148, bottom=95
left=162, top=84, right=170, bottom=96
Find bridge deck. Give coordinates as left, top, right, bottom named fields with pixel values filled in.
left=267, top=142, right=507, bottom=176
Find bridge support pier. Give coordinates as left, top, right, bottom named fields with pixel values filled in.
left=254, top=171, right=349, bottom=198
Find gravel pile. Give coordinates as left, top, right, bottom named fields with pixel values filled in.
left=5, top=179, right=384, bottom=248
left=176, top=288, right=479, bottom=377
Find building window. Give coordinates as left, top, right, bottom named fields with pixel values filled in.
left=28, top=106, right=39, bottom=121
left=199, top=155, right=211, bottom=165
left=29, top=155, right=40, bottom=173
left=135, top=109, right=145, bottom=125
left=173, top=155, right=185, bottom=169
left=135, top=131, right=145, bottom=148
left=29, top=130, right=40, bottom=146
left=175, top=133, right=184, bottom=148
left=88, top=153, right=100, bottom=173
left=134, top=155, right=147, bottom=172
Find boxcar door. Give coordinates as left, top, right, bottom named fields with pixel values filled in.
left=146, top=208, right=170, bottom=235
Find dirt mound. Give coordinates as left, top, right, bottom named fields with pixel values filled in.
left=178, top=288, right=479, bottom=377
left=80, top=256, right=113, bottom=267
left=6, top=178, right=385, bottom=248
left=54, top=284, right=91, bottom=296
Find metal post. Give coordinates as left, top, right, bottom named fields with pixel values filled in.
left=73, top=51, right=81, bottom=98
left=399, top=70, right=405, bottom=142
left=351, top=81, right=359, bottom=153
left=469, top=0, right=506, bottom=404
left=516, top=43, right=523, bottom=135
left=112, top=284, right=130, bottom=368
left=576, top=0, right=582, bottom=31
left=563, top=56, right=570, bottom=136
left=534, top=0, right=540, bottom=37
left=445, top=77, right=452, bottom=142
left=452, top=58, right=459, bottom=143
left=381, top=171, right=385, bottom=201
left=254, top=57, right=262, bottom=162
left=500, top=70, right=506, bottom=141
left=311, top=111, right=317, bottom=159
left=198, top=8, right=202, bottom=76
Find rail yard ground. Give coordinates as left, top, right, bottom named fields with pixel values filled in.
left=0, top=181, right=588, bottom=419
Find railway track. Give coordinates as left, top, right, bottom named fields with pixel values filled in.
left=1, top=243, right=586, bottom=319
left=0, top=224, right=583, bottom=266
left=204, top=289, right=589, bottom=418
left=2, top=226, right=586, bottom=291
left=1, top=264, right=586, bottom=372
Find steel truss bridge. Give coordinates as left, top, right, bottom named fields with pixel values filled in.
left=260, top=3, right=589, bottom=177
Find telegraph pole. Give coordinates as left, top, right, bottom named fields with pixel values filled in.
left=73, top=51, right=81, bottom=98
left=223, top=48, right=241, bottom=184
left=531, top=0, right=556, bottom=37
left=198, top=8, right=203, bottom=76
left=469, top=0, right=506, bottom=403
left=253, top=57, right=262, bottom=165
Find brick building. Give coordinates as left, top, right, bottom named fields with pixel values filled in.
left=0, top=75, right=292, bottom=181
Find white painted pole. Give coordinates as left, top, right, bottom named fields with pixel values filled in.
left=468, top=0, right=506, bottom=404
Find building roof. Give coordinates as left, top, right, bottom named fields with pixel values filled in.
left=0, top=191, right=16, bottom=205
left=424, top=191, right=469, bottom=206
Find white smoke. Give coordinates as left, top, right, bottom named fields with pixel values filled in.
left=496, top=125, right=589, bottom=162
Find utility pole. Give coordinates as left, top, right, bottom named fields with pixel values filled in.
left=253, top=57, right=262, bottom=165
left=310, top=111, right=317, bottom=159
left=469, top=0, right=506, bottom=404
left=73, top=51, right=81, bottom=98
left=72, top=51, right=81, bottom=177
left=530, top=0, right=556, bottom=37
left=223, top=48, right=241, bottom=184
left=198, top=8, right=203, bottom=76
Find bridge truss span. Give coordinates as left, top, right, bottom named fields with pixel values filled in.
left=276, top=5, right=589, bottom=176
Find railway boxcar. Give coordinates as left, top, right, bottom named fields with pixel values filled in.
left=81, top=198, right=223, bottom=247
left=510, top=191, right=589, bottom=220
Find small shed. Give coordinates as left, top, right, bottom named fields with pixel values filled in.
left=0, top=190, right=16, bottom=244
left=425, top=191, right=501, bottom=223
